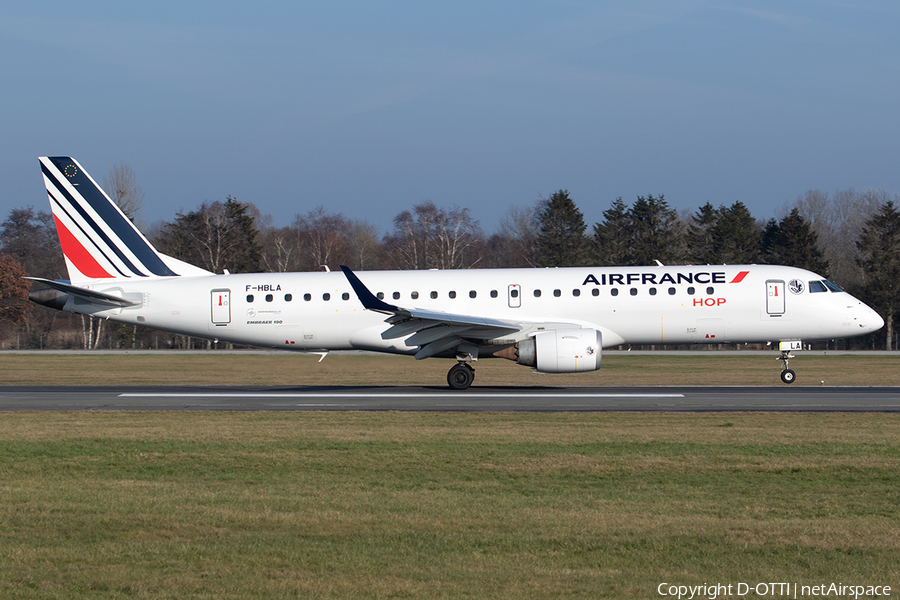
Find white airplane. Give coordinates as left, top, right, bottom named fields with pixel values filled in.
left=28, top=157, right=884, bottom=389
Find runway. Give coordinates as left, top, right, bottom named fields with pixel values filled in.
left=1, top=385, right=900, bottom=411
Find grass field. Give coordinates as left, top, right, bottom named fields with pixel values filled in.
left=1, top=353, right=898, bottom=598
left=0, top=351, right=899, bottom=386
left=0, top=412, right=898, bottom=599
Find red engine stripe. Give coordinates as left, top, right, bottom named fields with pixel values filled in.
left=54, top=216, right=113, bottom=278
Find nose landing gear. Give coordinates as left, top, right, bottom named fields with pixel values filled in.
left=778, top=350, right=796, bottom=384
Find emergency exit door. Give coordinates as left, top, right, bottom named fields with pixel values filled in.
left=766, top=280, right=785, bottom=315
left=508, top=284, right=521, bottom=308
left=211, top=289, right=231, bottom=325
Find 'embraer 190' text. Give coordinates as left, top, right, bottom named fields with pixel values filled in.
left=582, top=272, right=727, bottom=286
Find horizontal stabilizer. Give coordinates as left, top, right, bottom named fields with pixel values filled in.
left=24, top=277, right=141, bottom=307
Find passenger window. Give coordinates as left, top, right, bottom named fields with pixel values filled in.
left=649, top=288, right=657, bottom=296
left=266, top=294, right=273, bottom=302
left=449, top=291, right=457, bottom=299
left=630, top=288, right=637, bottom=296
left=553, top=289, right=561, bottom=297
left=377, top=292, right=384, bottom=300
left=491, top=290, right=498, bottom=298
left=285, top=294, right=292, bottom=302
left=411, top=291, right=419, bottom=299
left=706, top=287, right=714, bottom=295
left=246, top=294, right=254, bottom=302
left=342, top=293, right=350, bottom=301
left=534, top=290, right=541, bottom=298
left=469, top=290, right=477, bottom=298
left=668, top=287, right=676, bottom=295
left=687, top=287, right=695, bottom=295
left=611, top=289, right=619, bottom=296
left=393, top=292, right=400, bottom=300
left=431, top=291, right=438, bottom=299
left=592, top=288, right=599, bottom=297
left=572, top=289, right=580, bottom=297
left=323, top=293, right=331, bottom=301
left=304, top=293, right=311, bottom=301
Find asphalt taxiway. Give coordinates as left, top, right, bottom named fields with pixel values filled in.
left=1, top=385, right=899, bottom=411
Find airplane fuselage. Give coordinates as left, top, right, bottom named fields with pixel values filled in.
left=68, top=264, right=881, bottom=354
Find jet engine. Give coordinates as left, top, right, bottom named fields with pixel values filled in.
left=29, top=287, right=69, bottom=311
left=514, top=328, right=602, bottom=373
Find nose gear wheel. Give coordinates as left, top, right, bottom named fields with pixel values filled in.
left=778, top=350, right=796, bottom=384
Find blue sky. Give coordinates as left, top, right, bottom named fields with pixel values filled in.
left=2, top=1, right=899, bottom=235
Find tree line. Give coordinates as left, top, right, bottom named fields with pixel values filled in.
left=1, top=163, right=898, bottom=350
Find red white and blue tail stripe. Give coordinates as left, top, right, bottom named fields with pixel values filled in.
left=40, top=156, right=179, bottom=284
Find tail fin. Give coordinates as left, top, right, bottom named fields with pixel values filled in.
left=39, top=156, right=182, bottom=284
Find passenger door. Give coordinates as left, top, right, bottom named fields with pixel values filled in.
left=210, top=289, right=231, bottom=326
left=766, top=280, right=785, bottom=315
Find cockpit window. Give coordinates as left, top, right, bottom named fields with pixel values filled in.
left=810, top=279, right=844, bottom=293
left=809, top=280, right=828, bottom=293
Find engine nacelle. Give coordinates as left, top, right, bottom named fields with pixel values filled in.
left=515, top=328, right=602, bottom=373
left=29, top=287, right=69, bottom=311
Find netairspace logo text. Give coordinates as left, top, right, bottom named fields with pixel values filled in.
left=657, top=582, right=892, bottom=599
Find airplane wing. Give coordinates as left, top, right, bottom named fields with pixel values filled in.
left=24, top=277, right=142, bottom=307
left=341, top=266, right=522, bottom=359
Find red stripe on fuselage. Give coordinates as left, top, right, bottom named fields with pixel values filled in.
left=730, top=271, right=750, bottom=283
left=54, top=215, right=113, bottom=278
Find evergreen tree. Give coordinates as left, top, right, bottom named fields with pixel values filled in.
left=856, top=200, right=900, bottom=350
left=760, top=208, right=828, bottom=274
left=592, top=197, right=630, bottom=266
left=686, top=202, right=718, bottom=264
left=157, top=196, right=261, bottom=273
left=687, top=201, right=760, bottom=265
left=537, top=190, right=588, bottom=267
left=627, top=194, right=681, bottom=265
left=716, top=201, right=760, bottom=264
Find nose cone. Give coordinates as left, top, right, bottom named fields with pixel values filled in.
left=865, top=307, right=885, bottom=333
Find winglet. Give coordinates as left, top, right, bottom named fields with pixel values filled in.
left=340, top=266, right=399, bottom=313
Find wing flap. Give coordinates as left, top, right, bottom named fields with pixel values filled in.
left=341, top=266, right=526, bottom=358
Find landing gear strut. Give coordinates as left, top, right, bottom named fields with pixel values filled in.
left=778, top=350, right=796, bottom=384
left=447, top=363, right=475, bottom=390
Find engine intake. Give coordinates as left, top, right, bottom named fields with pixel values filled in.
left=515, top=328, right=602, bottom=373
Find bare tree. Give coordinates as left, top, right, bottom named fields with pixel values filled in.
left=0, top=254, right=31, bottom=325
left=384, top=201, right=484, bottom=270
left=1, top=207, right=65, bottom=279
left=791, top=188, right=885, bottom=289
left=345, top=220, right=382, bottom=270
left=259, top=226, right=299, bottom=272
left=385, top=209, right=424, bottom=270
left=102, top=162, right=144, bottom=220
left=293, top=206, right=351, bottom=271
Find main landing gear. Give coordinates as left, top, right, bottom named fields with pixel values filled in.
left=778, top=350, right=796, bottom=384
left=447, top=363, right=475, bottom=390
